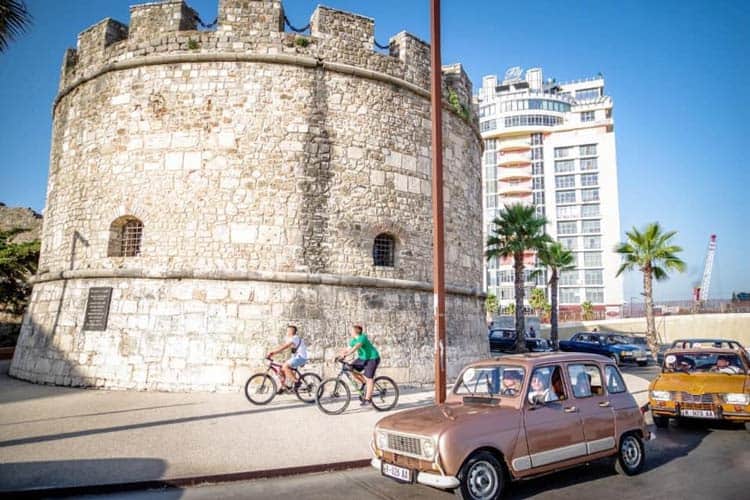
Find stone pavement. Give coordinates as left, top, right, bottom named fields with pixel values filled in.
left=0, top=360, right=650, bottom=493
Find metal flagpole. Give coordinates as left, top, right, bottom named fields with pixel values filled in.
left=430, top=0, right=447, bottom=404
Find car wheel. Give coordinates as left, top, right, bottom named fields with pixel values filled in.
left=653, top=415, right=669, bottom=428
left=609, top=353, right=620, bottom=365
left=637, top=361, right=648, bottom=367
left=454, top=451, right=505, bottom=500
left=615, top=433, right=645, bottom=476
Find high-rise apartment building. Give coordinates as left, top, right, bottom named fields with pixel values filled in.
left=477, top=67, right=623, bottom=317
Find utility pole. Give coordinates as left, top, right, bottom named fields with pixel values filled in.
left=430, top=0, right=447, bottom=404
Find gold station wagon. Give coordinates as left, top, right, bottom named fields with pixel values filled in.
left=371, top=353, right=651, bottom=500
left=649, top=346, right=750, bottom=428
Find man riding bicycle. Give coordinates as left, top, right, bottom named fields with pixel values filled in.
left=339, top=325, right=380, bottom=406
left=267, top=325, right=308, bottom=393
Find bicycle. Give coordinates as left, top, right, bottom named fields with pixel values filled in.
left=244, top=357, right=321, bottom=405
left=315, top=357, right=399, bottom=415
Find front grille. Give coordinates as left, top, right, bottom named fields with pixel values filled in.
left=387, top=433, right=422, bottom=456
left=681, top=402, right=715, bottom=411
left=678, top=392, right=714, bottom=404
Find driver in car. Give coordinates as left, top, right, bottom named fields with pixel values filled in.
left=501, top=370, right=523, bottom=396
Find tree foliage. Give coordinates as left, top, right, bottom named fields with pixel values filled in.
left=0, top=0, right=32, bottom=53
left=615, top=222, right=686, bottom=354
left=581, top=300, right=594, bottom=321
left=486, top=203, right=549, bottom=352
left=0, top=228, right=40, bottom=314
left=485, top=293, right=499, bottom=316
left=529, top=288, right=548, bottom=316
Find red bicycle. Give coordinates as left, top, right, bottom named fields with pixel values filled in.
left=244, top=357, right=321, bottom=405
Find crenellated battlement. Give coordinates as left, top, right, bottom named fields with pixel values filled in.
left=57, top=1, right=474, bottom=123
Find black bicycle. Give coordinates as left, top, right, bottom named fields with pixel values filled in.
left=315, top=357, right=399, bottom=415
left=244, top=357, right=321, bottom=405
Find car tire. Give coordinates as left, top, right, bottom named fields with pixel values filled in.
left=653, top=415, right=669, bottom=428
left=637, top=361, right=648, bottom=367
left=609, top=353, right=620, bottom=365
left=614, top=433, right=645, bottom=476
left=454, top=451, right=506, bottom=500
left=745, top=422, right=750, bottom=432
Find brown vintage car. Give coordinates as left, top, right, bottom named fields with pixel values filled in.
left=371, top=353, right=651, bottom=499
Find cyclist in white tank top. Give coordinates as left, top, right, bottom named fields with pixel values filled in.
left=267, top=325, right=308, bottom=392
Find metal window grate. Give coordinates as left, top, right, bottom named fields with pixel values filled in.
left=121, top=220, right=143, bottom=257
left=373, top=234, right=395, bottom=267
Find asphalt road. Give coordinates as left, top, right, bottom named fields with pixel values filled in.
left=67, top=364, right=750, bottom=500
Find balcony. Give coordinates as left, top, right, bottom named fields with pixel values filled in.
left=498, top=151, right=532, bottom=166
left=498, top=139, right=532, bottom=153
left=498, top=166, right=532, bottom=181
left=499, top=181, right=532, bottom=196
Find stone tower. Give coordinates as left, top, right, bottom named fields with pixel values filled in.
left=11, top=0, right=487, bottom=391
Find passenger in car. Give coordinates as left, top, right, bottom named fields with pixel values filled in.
left=711, top=355, right=741, bottom=374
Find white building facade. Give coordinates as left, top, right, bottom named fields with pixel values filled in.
left=477, top=67, right=623, bottom=317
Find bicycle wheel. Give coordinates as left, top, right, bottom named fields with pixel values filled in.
left=316, top=378, right=351, bottom=415
left=244, top=373, right=277, bottom=405
left=371, top=376, right=399, bottom=411
left=295, top=373, right=322, bottom=404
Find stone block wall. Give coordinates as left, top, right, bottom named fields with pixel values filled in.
left=14, top=0, right=487, bottom=391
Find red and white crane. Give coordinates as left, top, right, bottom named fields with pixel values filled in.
left=693, top=234, right=717, bottom=303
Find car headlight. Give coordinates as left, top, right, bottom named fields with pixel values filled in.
left=376, top=431, right=388, bottom=450
left=723, top=393, right=750, bottom=405
left=421, top=438, right=436, bottom=460
left=651, top=390, right=671, bottom=401
left=621, top=351, right=633, bottom=356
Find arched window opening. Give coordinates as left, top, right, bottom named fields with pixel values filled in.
left=108, top=216, right=143, bottom=257
left=373, top=233, right=395, bottom=267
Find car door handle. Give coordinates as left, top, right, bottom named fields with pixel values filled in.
left=598, top=401, right=611, bottom=408
left=564, top=406, right=578, bottom=413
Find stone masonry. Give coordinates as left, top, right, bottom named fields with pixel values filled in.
left=11, top=0, right=488, bottom=391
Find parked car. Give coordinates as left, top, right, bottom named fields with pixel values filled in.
left=625, top=334, right=656, bottom=362
left=488, top=329, right=552, bottom=352
left=559, top=332, right=649, bottom=366
left=648, top=346, right=750, bottom=429
left=371, top=353, right=651, bottom=499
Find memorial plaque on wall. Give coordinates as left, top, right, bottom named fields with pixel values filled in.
left=83, top=287, right=113, bottom=331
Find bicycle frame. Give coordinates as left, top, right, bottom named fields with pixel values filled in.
left=334, top=360, right=366, bottom=396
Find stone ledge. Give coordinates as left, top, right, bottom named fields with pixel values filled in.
left=31, top=269, right=486, bottom=298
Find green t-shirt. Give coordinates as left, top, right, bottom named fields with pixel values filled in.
left=349, top=333, right=379, bottom=360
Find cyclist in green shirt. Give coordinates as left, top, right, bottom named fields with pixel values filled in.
left=339, top=324, right=380, bottom=406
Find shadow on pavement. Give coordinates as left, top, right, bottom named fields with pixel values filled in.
left=0, top=457, right=178, bottom=497
left=0, top=402, right=201, bottom=427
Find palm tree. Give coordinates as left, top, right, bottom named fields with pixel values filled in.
left=0, top=0, right=31, bottom=53
left=535, top=241, right=575, bottom=350
left=615, top=222, right=686, bottom=355
left=486, top=203, right=549, bottom=352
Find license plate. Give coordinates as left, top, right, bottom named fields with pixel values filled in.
left=682, top=409, right=715, bottom=418
left=382, top=462, right=412, bottom=483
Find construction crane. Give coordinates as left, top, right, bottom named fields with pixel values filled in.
left=693, top=234, right=717, bottom=303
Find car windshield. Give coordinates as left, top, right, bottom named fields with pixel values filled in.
left=454, top=365, right=526, bottom=397
left=628, top=337, right=647, bottom=345
left=663, top=352, right=746, bottom=374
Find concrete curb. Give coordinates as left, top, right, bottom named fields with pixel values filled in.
left=3, top=458, right=372, bottom=498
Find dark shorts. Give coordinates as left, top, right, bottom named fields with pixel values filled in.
left=351, top=357, right=380, bottom=379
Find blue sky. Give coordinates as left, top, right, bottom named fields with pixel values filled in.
left=0, top=0, right=747, bottom=301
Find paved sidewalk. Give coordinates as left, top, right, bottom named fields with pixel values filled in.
left=0, top=361, right=650, bottom=492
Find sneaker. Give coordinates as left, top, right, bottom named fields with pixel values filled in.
left=360, top=399, right=372, bottom=407
left=276, top=387, right=287, bottom=395
left=293, top=380, right=302, bottom=390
